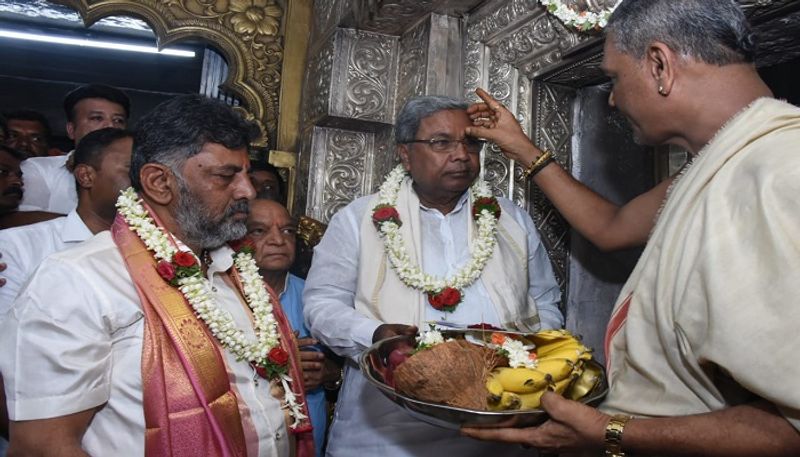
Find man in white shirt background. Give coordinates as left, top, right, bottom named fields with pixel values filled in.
left=0, top=127, right=132, bottom=453
left=19, top=83, right=129, bottom=214
left=0, top=127, right=133, bottom=311
left=303, top=95, right=563, bottom=456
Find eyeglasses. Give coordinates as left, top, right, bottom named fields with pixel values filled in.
left=401, top=137, right=486, bottom=153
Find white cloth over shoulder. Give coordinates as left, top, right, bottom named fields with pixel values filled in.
left=19, top=153, right=77, bottom=214
left=304, top=189, right=561, bottom=456
left=603, top=98, right=800, bottom=432
left=0, top=232, right=289, bottom=457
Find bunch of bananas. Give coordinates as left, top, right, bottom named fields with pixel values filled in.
left=485, top=329, right=592, bottom=411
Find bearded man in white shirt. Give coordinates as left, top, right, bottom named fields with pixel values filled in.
left=1, top=95, right=313, bottom=457
left=19, top=83, right=130, bottom=214
left=303, top=95, right=563, bottom=456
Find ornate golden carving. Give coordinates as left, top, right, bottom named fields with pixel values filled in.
left=52, top=0, right=287, bottom=147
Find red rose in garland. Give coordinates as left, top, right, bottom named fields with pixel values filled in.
left=472, top=196, right=501, bottom=221
left=427, top=287, right=462, bottom=312
left=268, top=347, right=289, bottom=365
left=156, top=260, right=176, bottom=282
left=173, top=251, right=197, bottom=267
left=372, top=204, right=402, bottom=229
left=229, top=237, right=256, bottom=256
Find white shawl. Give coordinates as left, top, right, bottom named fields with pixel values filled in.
left=354, top=178, right=541, bottom=331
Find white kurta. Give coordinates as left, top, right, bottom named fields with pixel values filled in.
left=0, top=210, right=91, bottom=313
left=18, top=152, right=77, bottom=214
left=0, top=232, right=289, bottom=457
left=304, top=193, right=561, bottom=456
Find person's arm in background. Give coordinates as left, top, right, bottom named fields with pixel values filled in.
left=467, top=88, right=670, bottom=252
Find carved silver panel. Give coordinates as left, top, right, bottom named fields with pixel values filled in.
left=306, top=126, right=372, bottom=222
left=331, top=29, right=398, bottom=124
left=468, top=0, right=541, bottom=43
left=530, top=82, right=576, bottom=299
left=342, top=0, right=483, bottom=35
left=303, top=37, right=335, bottom=126
left=396, top=15, right=431, bottom=117
left=463, top=37, right=488, bottom=101
left=482, top=54, right=517, bottom=200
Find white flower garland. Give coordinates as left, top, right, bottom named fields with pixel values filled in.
left=539, top=0, right=621, bottom=31
left=116, top=188, right=307, bottom=427
left=374, top=165, right=499, bottom=301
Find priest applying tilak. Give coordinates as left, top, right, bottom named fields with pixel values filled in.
left=0, top=95, right=314, bottom=457
left=303, top=95, right=563, bottom=456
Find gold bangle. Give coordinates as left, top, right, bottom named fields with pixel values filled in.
left=521, top=150, right=554, bottom=180
left=604, top=414, right=632, bottom=457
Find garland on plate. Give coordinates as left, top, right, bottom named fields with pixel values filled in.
left=539, top=0, right=621, bottom=31
left=116, top=188, right=307, bottom=428
left=372, top=165, right=502, bottom=313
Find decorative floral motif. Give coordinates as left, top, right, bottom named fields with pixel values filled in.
left=229, top=0, right=283, bottom=36
left=372, top=165, right=501, bottom=313
left=539, top=0, right=621, bottom=31
left=116, top=188, right=306, bottom=427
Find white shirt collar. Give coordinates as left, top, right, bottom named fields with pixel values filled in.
left=63, top=210, right=93, bottom=243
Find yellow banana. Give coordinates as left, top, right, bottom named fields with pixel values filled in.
left=489, top=391, right=521, bottom=411
left=492, top=367, right=549, bottom=394
left=532, top=357, right=575, bottom=382
left=485, top=377, right=504, bottom=403
left=517, top=375, right=576, bottom=410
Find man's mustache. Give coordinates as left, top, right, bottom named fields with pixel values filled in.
left=225, top=200, right=250, bottom=217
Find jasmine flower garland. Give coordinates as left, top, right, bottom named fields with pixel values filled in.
left=372, top=166, right=501, bottom=313
left=116, top=188, right=307, bottom=428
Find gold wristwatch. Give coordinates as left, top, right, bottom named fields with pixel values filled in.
left=604, top=414, right=632, bottom=457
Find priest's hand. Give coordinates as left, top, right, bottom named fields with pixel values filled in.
left=461, top=391, right=608, bottom=454
left=297, top=337, right=326, bottom=391
left=465, top=88, right=544, bottom=166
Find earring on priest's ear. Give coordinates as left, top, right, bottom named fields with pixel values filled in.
left=658, top=85, right=667, bottom=96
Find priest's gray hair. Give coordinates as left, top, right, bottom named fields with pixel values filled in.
left=606, top=0, right=756, bottom=65
left=395, top=96, right=469, bottom=144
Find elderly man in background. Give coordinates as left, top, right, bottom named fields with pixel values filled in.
left=304, top=95, right=562, bottom=456
left=247, top=198, right=342, bottom=456
left=19, top=84, right=129, bottom=214
left=463, top=1, right=800, bottom=456
left=1, top=95, right=314, bottom=457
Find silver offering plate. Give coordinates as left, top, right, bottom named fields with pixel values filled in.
left=359, top=333, right=608, bottom=429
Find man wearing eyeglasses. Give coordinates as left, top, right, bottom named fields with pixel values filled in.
left=303, top=95, right=562, bottom=456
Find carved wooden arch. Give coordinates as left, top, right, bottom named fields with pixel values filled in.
left=51, top=0, right=286, bottom=147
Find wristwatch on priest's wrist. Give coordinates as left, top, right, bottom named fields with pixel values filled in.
left=604, top=414, right=632, bottom=457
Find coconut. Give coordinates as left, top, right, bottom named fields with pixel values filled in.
left=393, top=339, right=499, bottom=410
